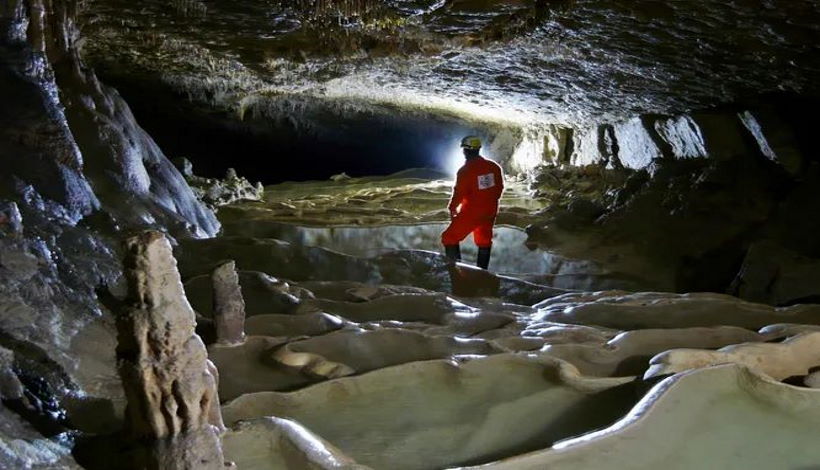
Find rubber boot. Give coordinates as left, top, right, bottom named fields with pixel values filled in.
left=477, top=246, right=492, bottom=270
left=444, top=244, right=461, bottom=262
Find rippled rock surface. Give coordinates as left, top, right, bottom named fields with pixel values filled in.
left=168, top=169, right=820, bottom=469
left=459, top=365, right=820, bottom=470
left=82, top=0, right=820, bottom=121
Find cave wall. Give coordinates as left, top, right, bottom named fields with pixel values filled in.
left=0, top=1, right=220, bottom=465
left=1, top=0, right=218, bottom=235
left=510, top=98, right=812, bottom=177
left=520, top=96, right=820, bottom=296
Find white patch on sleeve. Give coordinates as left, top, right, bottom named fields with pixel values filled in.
left=477, top=173, right=496, bottom=190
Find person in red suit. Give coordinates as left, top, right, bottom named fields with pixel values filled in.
left=441, top=136, right=504, bottom=270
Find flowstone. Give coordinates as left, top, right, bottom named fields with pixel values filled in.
left=540, top=326, right=764, bottom=377
left=244, top=312, right=345, bottom=338
left=209, top=336, right=346, bottom=401
left=457, top=365, right=820, bottom=470
left=536, top=291, right=820, bottom=330
left=222, top=354, right=636, bottom=470
left=645, top=331, right=820, bottom=381
left=223, top=417, right=369, bottom=470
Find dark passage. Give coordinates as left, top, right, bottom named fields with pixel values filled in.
left=107, top=75, right=483, bottom=184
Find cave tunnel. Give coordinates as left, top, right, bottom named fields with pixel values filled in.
left=108, top=74, right=489, bottom=183
left=4, top=1, right=820, bottom=469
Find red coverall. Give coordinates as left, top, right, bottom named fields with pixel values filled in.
left=441, top=156, right=504, bottom=248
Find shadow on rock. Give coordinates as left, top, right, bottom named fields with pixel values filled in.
left=448, top=264, right=501, bottom=298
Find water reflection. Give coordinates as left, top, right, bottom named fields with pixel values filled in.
left=258, top=222, right=573, bottom=274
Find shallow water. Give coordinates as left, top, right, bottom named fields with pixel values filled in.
left=254, top=221, right=592, bottom=275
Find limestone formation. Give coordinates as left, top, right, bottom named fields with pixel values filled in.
left=211, top=261, right=246, bottom=345
left=209, top=336, right=315, bottom=401
left=186, top=166, right=264, bottom=209
left=244, top=312, right=345, bottom=338
left=271, top=328, right=499, bottom=376
left=175, top=236, right=382, bottom=284
left=0, top=202, right=23, bottom=235
left=536, top=291, right=820, bottom=330
left=804, top=371, right=820, bottom=389
left=297, top=281, right=429, bottom=303
left=0, top=347, right=23, bottom=402
left=541, top=326, right=764, bottom=377
left=223, top=417, right=369, bottom=470
left=757, top=323, right=820, bottom=339
left=116, top=231, right=226, bottom=469
left=522, top=323, right=618, bottom=345
left=459, top=365, right=820, bottom=469
left=644, top=332, right=820, bottom=381
left=211, top=328, right=501, bottom=401
left=306, top=293, right=459, bottom=323
left=185, top=270, right=306, bottom=317
left=6, top=1, right=820, bottom=469
left=222, top=354, right=635, bottom=470
left=269, top=349, right=356, bottom=383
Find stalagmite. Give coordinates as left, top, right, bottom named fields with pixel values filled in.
left=116, top=231, right=227, bottom=470
left=212, top=260, right=247, bottom=345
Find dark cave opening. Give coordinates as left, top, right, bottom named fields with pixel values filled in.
left=106, top=75, right=487, bottom=184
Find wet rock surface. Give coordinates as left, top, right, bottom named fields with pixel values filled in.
left=169, top=196, right=820, bottom=468
left=3, top=0, right=820, bottom=469
left=462, top=365, right=820, bottom=470
left=222, top=417, right=367, bottom=470
left=222, top=355, right=636, bottom=470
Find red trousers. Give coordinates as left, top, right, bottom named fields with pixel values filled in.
left=441, top=213, right=495, bottom=248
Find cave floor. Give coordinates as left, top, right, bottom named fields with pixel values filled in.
left=218, top=169, right=544, bottom=230
left=175, top=171, right=820, bottom=470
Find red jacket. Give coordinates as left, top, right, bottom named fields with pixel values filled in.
left=448, top=156, right=504, bottom=217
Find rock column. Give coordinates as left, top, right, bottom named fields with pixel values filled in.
left=116, top=231, right=226, bottom=469
left=211, top=260, right=246, bottom=345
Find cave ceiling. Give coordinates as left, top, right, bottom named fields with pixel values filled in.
left=81, top=0, right=820, bottom=125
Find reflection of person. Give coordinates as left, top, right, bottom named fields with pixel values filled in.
left=441, top=136, right=504, bottom=270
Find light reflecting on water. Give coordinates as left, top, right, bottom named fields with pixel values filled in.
left=255, top=222, right=568, bottom=274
